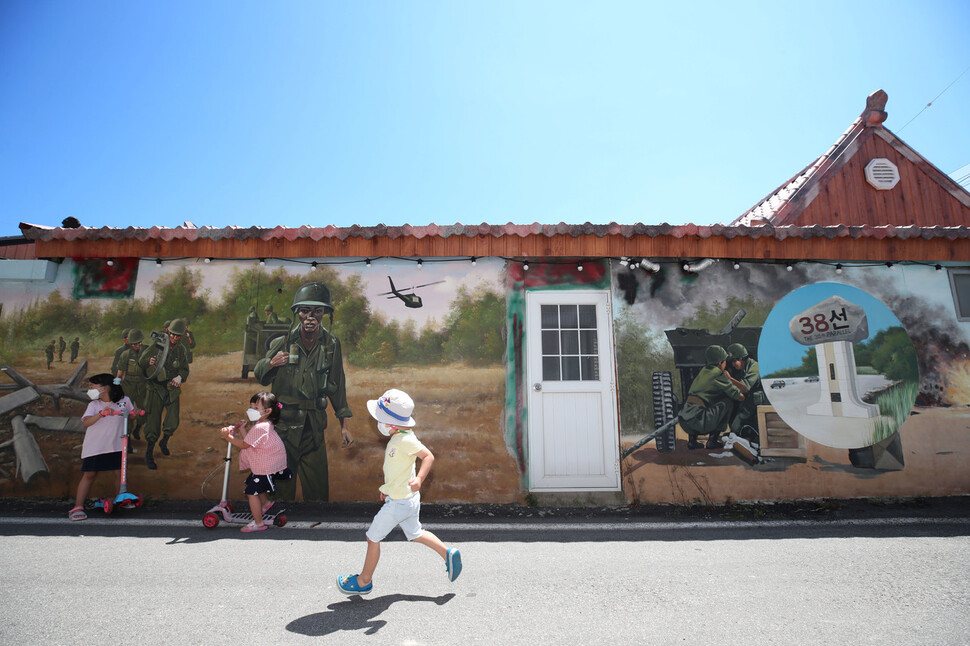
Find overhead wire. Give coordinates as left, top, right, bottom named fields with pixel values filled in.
left=898, top=64, right=970, bottom=132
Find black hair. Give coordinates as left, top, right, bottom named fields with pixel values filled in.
left=251, top=391, right=281, bottom=424
left=89, top=373, right=125, bottom=403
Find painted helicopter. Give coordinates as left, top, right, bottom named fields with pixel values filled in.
left=378, top=276, right=445, bottom=308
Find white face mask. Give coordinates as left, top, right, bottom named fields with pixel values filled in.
left=377, top=422, right=394, bottom=436
left=87, top=388, right=101, bottom=401
left=246, top=408, right=262, bottom=422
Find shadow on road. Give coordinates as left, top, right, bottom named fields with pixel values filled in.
left=286, top=592, right=455, bottom=636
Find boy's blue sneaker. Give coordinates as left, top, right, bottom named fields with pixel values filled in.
left=337, top=574, right=373, bottom=595
left=446, top=548, right=462, bottom=582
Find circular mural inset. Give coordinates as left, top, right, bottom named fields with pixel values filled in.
left=758, top=283, right=918, bottom=449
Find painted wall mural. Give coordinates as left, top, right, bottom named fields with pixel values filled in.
left=615, top=260, right=970, bottom=504
left=0, top=257, right=520, bottom=505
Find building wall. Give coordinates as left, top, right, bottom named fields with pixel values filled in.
left=613, top=259, right=970, bottom=503
left=2, top=254, right=968, bottom=504
left=0, top=256, right=521, bottom=503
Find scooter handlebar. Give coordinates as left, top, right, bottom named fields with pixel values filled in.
left=100, top=408, right=146, bottom=417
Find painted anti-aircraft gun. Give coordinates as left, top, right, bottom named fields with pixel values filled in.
left=623, top=309, right=762, bottom=456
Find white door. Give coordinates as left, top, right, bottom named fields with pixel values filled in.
left=526, top=290, right=620, bottom=491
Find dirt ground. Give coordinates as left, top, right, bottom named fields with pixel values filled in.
left=0, top=352, right=522, bottom=505
left=621, top=406, right=970, bottom=504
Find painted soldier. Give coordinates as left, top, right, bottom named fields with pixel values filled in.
left=254, top=282, right=353, bottom=501
left=726, top=343, right=762, bottom=443
left=139, top=318, right=190, bottom=469
left=119, top=329, right=148, bottom=441
left=110, top=329, right=131, bottom=378
left=183, top=318, right=195, bottom=364
left=247, top=306, right=258, bottom=324
left=264, top=305, right=279, bottom=324
left=58, top=336, right=66, bottom=362
left=45, top=340, right=55, bottom=369
left=70, top=337, right=80, bottom=362
left=678, top=345, right=744, bottom=450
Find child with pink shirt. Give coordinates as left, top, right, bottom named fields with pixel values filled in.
left=220, top=391, right=291, bottom=532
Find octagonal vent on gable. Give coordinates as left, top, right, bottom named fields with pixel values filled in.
left=865, top=158, right=900, bottom=190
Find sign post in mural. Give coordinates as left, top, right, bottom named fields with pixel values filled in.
left=789, top=295, right=878, bottom=419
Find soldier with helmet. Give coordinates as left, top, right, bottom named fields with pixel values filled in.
left=678, top=344, right=745, bottom=450
left=111, top=329, right=132, bottom=380
left=119, top=329, right=148, bottom=441
left=138, top=318, right=190, bottom=469
left=264, top=304, right=279, bottom=324
left=254, top=281, right=353, bottom=501
left=726, top=342, right=762, bottom=443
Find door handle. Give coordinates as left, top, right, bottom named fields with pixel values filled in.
left=533, top=383, right=542, bottom=391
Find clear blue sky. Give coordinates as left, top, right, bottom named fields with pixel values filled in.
left=2, top=1, right=968, bottom=237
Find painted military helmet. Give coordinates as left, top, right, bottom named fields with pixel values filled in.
left=727, top=343, right=748, bottom=360
left=290, top=281, right=334, bottom=314
left=705, top=344, right=728, bottom=366
left=168, top=318, right=188, bottom=335
left=128, top=328, right=144, bottom=344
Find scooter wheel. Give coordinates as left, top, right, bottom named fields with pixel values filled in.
left=133, top=496, right=143, bottom=508
left=102, top=498, right=113, bottom=515
left=274, top=514, right=286, bottom=527
left=202, top=512, right=220, bottom=529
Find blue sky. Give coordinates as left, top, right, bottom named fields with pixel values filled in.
left=2, top=2, right=968, bottom=236
left=759, top=282, right=905, bottom=374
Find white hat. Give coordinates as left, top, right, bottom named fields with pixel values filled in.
left=366, top=388, right=416, bottom=427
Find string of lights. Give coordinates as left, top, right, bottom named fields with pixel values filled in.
left=124, top=255, right=961, bottom=272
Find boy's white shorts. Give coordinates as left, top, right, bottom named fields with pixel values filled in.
left=366, top=492, right=423, bottom=542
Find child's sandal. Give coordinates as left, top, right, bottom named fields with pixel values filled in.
left=68, top=507, right=87, bottom=521
left=241, top=521, right=266, bottom=533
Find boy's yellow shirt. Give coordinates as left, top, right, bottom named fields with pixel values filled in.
left=379, top=431, right=426, bottom=500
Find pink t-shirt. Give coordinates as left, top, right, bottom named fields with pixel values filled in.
left=81, top=397, right=134, bottom=459
left=238, top=421, right=287, bottom=476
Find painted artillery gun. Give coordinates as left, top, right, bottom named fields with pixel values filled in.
left=623, top=309, right=762, bottom=456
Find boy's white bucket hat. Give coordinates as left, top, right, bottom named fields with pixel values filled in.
left=366, top=388, right=416, bottom=427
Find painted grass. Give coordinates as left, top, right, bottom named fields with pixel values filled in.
left=872, top=381, right=919, bottom=444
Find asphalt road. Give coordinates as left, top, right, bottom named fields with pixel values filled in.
left=1, top=500, right=969, bottom=646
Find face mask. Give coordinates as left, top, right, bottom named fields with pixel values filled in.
left=87, top=388, right=101, bottom=400
left=246, top=408, right=262, bottom=422
left=377, top=422, right=394, bottom=436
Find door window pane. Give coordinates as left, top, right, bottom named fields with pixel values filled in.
left=542, top=356, right=561, bottom=381
left=538, top=302, right=600, bottom=382
left=560, top=330, right=579, bottom=355
left=559, top=305, right=578, bottom=328
left=541, top=305, right=559, bottom=329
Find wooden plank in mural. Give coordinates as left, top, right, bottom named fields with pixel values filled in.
left=0, top=386, right=39, bottom=416
left=757, top=405, right=806, bottom=459
left=12, top=416, right=48, bottom=484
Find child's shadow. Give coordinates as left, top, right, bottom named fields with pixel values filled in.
left=286, top=593, right=456, bottom=636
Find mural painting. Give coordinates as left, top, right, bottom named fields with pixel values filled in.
left=616, top=260, right=970, bottom=504
left=0, top=257, right=521, bottom=506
